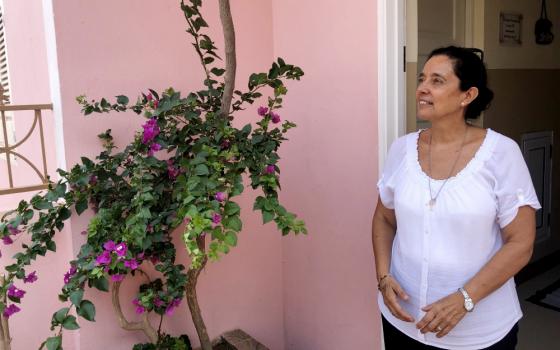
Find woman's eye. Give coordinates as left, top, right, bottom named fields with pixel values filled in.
left=433, top=78, right=443, bottom=84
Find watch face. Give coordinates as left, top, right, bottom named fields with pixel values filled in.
left=465, top=299, right=474, bottom=311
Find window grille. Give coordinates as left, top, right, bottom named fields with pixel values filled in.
left=0, top=3, right=14, bottom=151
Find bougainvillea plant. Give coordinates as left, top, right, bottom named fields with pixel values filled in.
left=0, top=1, right=306, bottom=349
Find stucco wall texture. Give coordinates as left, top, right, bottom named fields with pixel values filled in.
left=2, top=1, right=380, bottom=349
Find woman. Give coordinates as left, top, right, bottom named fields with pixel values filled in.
left=372, top=46, right=540, bottom=350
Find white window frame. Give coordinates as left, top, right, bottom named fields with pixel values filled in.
left=0, top=1, right=15, bottom=159
left=377, top=0, right=406, bottom=176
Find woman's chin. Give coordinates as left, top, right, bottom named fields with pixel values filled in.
left=416, top=113, right=432, bottom=121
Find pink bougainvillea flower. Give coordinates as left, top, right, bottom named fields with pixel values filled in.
left=3, top=304, right=20, bottom=318
left=153, top=99, right=159, bottom=109
left=64, top=266, right=77, bottom=284
left=165, top=298, right=182, bottom=316
left=270, top=112, right=281, bottom=124
left=23, top=271, right=38, bottom=284
left=146, top=93, right=153, bottom=102
left=149, top=255, right=160, bottom=265
left=124, top=259, right=139, bottom=270
left=211, top=213, right=222, bottom=224
left=136, top=252, right=145, bottom=260
left=103, top=240, right=116, bottom=252
left=89, top=175, right=98, bottom=185
left=132, top=298, right=145, bottom=314
left=111, top=274, right=125, bottom=282
left=148, top=143, right=162, bottom=157
left=265, top=165, right=275, bottom=174
left=167, top=160, right=180, bottom=179
left=154, top=297, right=165, bottom=308
left=115, top=242, right=127, bottom=257
left=214, top=192, right=226, bottom=202
left=7, top=224, right=20, bottom=235
left=2, top=236, right=13, bottom=245
left=142, top=118, right=160, bottom=144
left=95, top=250, right=112, bottom=266
left=257, top=106, right=269, bottom=116
left=7, top=285, right=25, bottom=299
left=220, top=139, right=231, bottom=149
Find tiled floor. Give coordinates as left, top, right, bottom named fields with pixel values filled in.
left=516, top=264, right=560, bottom=350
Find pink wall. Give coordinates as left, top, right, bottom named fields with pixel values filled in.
left=271, top=1, right=381, bottom=349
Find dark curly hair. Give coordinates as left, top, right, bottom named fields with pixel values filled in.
left=428, top=46, right=494, bottom=120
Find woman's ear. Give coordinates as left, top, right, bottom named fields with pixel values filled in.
left=462, top=87, right=479, bottom=106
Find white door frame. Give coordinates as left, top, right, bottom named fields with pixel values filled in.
left=377, top=0, right=406, bottom=176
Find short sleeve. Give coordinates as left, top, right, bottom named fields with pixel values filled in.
left=377, top=136, right=407, bottom=209
left=490, top=136, right=541, bottom=228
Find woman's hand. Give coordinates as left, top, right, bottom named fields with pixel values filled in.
left=379, top=276, right=415, bottom=322
left=416, top=292, right=467, bottom=338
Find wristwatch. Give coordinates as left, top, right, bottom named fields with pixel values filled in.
left=458, top=287, right=474, bottom=312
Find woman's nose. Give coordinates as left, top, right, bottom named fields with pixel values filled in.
left=416, top=81, right=428, bottom=94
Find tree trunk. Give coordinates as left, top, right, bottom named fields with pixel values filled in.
left=111, top=271, right=158, bottom=343
left=187, top=1, right=236, bottom=349
left=0, top=277, right=11, bottom=350
left=186, top=236, right=211, bottom=350
left=218, top=0, right=236, bottom=117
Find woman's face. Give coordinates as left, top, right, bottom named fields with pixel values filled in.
left=416, top=55, right=467, bottom=122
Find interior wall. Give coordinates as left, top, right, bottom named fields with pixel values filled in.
left=272, top=1, right=381, bottom=349
left=484, top=0, right=560, bottom=70
left=483, top=0, right=560, bottom=261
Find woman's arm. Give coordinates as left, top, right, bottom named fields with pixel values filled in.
left=416, top=205, right=536, bottom=337
left=372, top=196, right=414, bottom=322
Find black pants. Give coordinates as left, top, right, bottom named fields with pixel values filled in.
left=382, top=316, right=518, bottom=350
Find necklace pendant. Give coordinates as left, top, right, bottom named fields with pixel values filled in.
left=428, top=198, right=436, bottom=209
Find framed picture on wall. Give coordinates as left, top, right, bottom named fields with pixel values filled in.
left=500, top=12, right=523, bottom=46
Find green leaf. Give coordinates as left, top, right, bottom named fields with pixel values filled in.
left=224, top=201, right=240, bottom=216
left=210, top=68, right=225, bottom=76
left=92, top=277, right=109, bottom=292
left=224, top=231, right=237, bottom=247
left=46, top=240, right=56, bottom=252
left=31, top=196, right=52, bottom=210
left=75, top=198, right=88, bottom=215
left=77, top=300, right=96, bottom=321
left=58, top=207, right=72, bottom=221
left=241, top=124, right=252, bottom=135
left=69, top=290, right=84, bottom=306
left=62, top=315, right=80, bottom=330
left=194, top=164, right=209, bottom=176
left=80, top=157, right=94, bottom=168
left=224, top=216, right=242, bottom=232
left=116, top=95, right=129, bottom=105
left=262, top=210, right=275, bottom=224
left=54, top=307, right=69, bottom=323
left=45, top=336, right=62, bottom=350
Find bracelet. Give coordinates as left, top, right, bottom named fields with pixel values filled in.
left=377, top=274, right=391, bottom=291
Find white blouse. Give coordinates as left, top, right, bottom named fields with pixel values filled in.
left=377, top=129, right=541, bottom=349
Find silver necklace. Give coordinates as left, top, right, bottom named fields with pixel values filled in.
left=427, top=126, right=469, bottom=209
